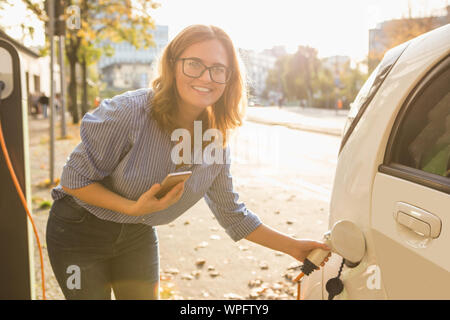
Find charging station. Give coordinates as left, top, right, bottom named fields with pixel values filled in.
left=0, top=38, right=35, bottom=299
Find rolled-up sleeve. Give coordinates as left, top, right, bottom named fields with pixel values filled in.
left=204, top=148, right=262, bottom=242
left=60, top=95, right=134, bottom=189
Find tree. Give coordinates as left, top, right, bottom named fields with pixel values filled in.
left=14, top=0, right=160, bottom=123
left=264, top=55, right=288, bottom=101
left=283, top=46, right=320, bottom=106
left=338, top=61, right=367, bottom=108
left=369, top=14, right=439, bottom=71
left=265, top=48, right=368, bottom=109
left=312, top=67, right=335, bottom=109
left=64, top=0, right=160, bottom=122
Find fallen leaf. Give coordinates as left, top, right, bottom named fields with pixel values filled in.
left=248, top=279, right=264, bottom=288
left=248, top=291, right=260, bottom=299
left=160, top=274, right=173, bottom=281
left=266, top=290, right=279, bottom=300
left=166, top=268, right=180, bottom=275
left=209, top=271, right=220, bottom=278
left=195, top=259, right=206, bottom=267
left=275, top=252, right=284, bottom=257
left=271, top=282, right=283, bottom=291
left=224, top=293, right=243, bottom=300
left=181, top=274, right=194, bottom=280
left=287, top=262, right=301, bottom=270
left=194, top=241, right=209, bottom=250
left=201, top=291, right=210, bottom=298
left=283, top=271, right=295, bottom=282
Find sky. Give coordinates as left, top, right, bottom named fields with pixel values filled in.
left=0, top=0, right=449, bottom=62
left=151, top=0, right=450, bottom=61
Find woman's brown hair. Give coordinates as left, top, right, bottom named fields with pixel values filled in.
left=150, top=24, right=247, bottom=147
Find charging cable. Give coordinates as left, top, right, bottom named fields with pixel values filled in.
left=0, top=81, right=46, bottom=300
left=293, top=247, right=331, bottom=300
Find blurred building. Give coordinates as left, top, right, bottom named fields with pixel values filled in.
left=369, top=5, right=450, bottom=71
left=98, top=25, right=168, bottom=90
left=322, top=55, right=351, bottom=75
left=0, top=28, right=60, bottom=114
left=322, top=55, right=351, bottom=88
left=239, top=48, right=277, bottom=98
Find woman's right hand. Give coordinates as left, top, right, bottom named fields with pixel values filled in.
left=128, top=182, right=185, bottom=216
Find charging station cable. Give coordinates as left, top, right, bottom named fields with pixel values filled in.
left=293, top=248, right=331, bottom=300
left=0, top=81, right=46, bottom=300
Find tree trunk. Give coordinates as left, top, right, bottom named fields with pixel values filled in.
left=81, top=57, right=89, bottom=117
left=66, top=31, right=81, bottom=124
left=68, top=59, right=79, bottom=124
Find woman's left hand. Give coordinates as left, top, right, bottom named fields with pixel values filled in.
left=288, top=239, right=331, bottom=266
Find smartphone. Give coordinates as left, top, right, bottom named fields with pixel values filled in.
left=154, top=171, right=192, bottom=199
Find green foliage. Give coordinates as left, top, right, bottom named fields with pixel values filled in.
left=266, top=48, right=368, bottom=109
left=39, top=200, right=52, bottom=209
left=16, top=0, right=160, bottom=123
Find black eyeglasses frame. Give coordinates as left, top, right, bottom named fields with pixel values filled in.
left=177, top=58, right=232, bottom=84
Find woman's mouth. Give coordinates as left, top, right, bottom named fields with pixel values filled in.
left=192, top=86, right=212, bottom=95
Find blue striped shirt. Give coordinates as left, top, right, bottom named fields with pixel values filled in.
left=51, top=88, right=261, bottom=242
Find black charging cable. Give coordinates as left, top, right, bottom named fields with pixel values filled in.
left=0, top=81, right=5, bottom=113
left=0, top=80, right=5, bottom=102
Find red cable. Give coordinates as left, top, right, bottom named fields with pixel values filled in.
left=0, top=118, right=46, bottom=300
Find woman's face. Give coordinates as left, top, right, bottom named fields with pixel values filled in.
left=175, top=39, right=230, bottom=113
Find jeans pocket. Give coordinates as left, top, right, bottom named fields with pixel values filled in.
left=51, top=196, right=89, bottom=224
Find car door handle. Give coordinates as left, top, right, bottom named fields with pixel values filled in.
left=394, top=202, right=442, bottom=239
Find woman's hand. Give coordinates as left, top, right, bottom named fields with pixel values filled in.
left=288, top=239, right=331, bottom=265
left=127, top=182, right=185, bottom=216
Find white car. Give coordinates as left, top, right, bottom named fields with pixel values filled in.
left=302, top=24, right=450, bottom=300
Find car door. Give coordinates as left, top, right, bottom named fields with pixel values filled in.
left=370, top=55, right=450, bottom=299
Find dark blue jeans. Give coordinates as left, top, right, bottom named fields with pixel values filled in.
left=46, top=195, right=159, bottom=300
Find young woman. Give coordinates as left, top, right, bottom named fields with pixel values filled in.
left=47, top=24, right=329, bottom=300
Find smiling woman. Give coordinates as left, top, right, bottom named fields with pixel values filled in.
left=151, top=24, right=247, bottom=146
left=48, top=24, right=330, bottom=300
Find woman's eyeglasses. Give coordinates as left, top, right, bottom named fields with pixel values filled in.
left=178, top=58, right=232, bottom=84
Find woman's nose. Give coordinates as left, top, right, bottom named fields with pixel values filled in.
left=199, top=69, right=213, bottom=82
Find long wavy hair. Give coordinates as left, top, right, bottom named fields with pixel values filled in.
left=150, top=24, right=248, bottom=147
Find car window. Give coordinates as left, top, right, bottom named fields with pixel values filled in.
left=391, top=65, right=450, bottom=179
left=339, top=42, right=409, bottom=154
